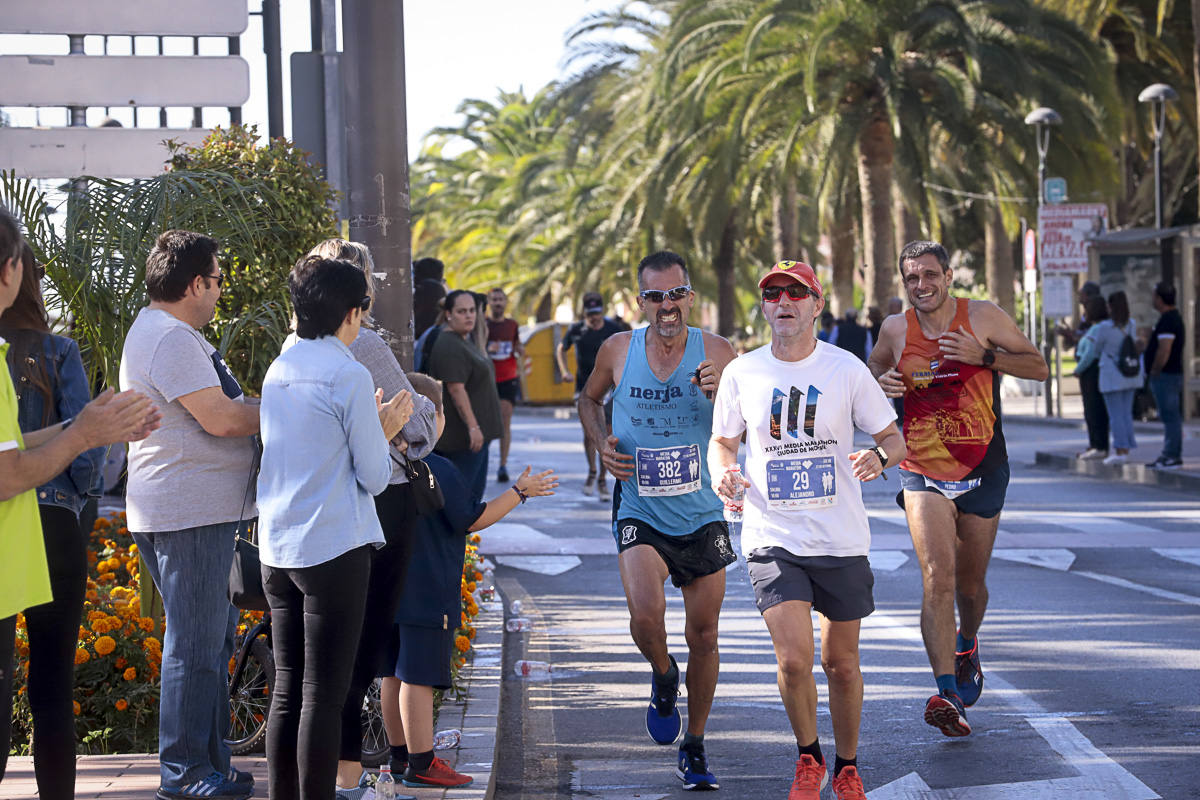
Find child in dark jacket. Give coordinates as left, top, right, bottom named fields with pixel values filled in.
left=379, top=373, right=556, bottom=789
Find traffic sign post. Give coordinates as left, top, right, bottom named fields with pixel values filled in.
left=1044, top=176, right=1067, bottom=204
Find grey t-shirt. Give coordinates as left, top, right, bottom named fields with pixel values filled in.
left=119, top=308, right=257, bottom=532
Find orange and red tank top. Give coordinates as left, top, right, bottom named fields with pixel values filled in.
left=897, top=297, right=1006, bottom=480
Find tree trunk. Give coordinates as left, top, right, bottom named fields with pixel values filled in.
left=1194, top=0, right=1200, bottom=222
left=892, top=179, right=920, bottom=263
left=715, top=214, right=738, bottom=338
left=984, top=205, right=1015, bottom=316
left=773, top=173, right=799, bottom=262
left=829, top=212, right=856, bottom=318
left=536, top=290, right=552, bottom=323
left=858, top=117, right=897, bottom=312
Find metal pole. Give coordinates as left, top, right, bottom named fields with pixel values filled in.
left=228, top=37, right=243, bottom=125
left=263, top=0, right=284, bottom=139
left=157, top=37, right=168, bottom=128
left=341, top=0, right=414, bottom=367
left=321, top=0, right=347, bottom=220
left=193, top=37, right=203, bottom=128
left=1153, top=100, right=1165, bottom=229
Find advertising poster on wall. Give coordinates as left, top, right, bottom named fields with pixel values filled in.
left=1037, top=204, right=1109, bottom=274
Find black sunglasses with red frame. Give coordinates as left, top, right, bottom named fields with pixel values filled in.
left=761, top=283, right=817, bottom=303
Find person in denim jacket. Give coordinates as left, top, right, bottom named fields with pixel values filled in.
left=0, top=242, right=104, bottom=800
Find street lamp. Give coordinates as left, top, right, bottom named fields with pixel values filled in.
left=1138, top=82, right=1178, bottom=229
left=1025, top=106, right=1062, bottom=417
left=1024, top=107, right=1063, bottom=207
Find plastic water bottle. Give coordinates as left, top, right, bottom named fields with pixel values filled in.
left=433, top=728, right=462, bottom=750
left=478, top=568, right=496, bottom=602
left=514, top=659, right=552, bottom=678
left=375, top=765, right=396, bottom=800
left=506, top=617, right=533, bottom=632
left=509, top=599, right=522, bottom=615
left=723, top=463, right=744, bottom=523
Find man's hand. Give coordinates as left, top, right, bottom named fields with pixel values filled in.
left=849, top=448, right=885, bottom=482
left=377, top=388, right=414, bottom=441
left=601, top=434, right=636, bottom=481
left=877, top=369, right=906, bottom=398
left=712, top=465, right=750, bottom=503
left=938, top=327, right=986, bottom=366
left=468, top=426, right=484, bottom=452
left=691, top=359, right=717, bottom=400
left=75, top=389, right=161, bottom=448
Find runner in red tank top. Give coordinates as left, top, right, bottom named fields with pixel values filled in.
left=868, top=241, right=1048, bottom=739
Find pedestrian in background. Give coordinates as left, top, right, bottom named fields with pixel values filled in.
left=816, top=311, right=835, bottom=343
left=1144, top=282, right=1185, bottom=469
left=1093, top=291, right=1142, bottom=466
left=0, top=242, right=104, bottom=800
left=486, top=287, right=524, bottom=484
left=412, top=257, right=446, bottom=341
left=830, top=309, right=872, bottom=362
left=1071, top=282, right=1108, bottom=460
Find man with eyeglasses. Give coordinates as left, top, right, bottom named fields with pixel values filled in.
left=557, top=291, right=626, bottom=496
left=708, top=261, right=902, bottom=800
left=579, top=251, right=737, bottom=791
left=119, top=230, right=261, bottom=800
left=868, top=241, right=1046, bottom=740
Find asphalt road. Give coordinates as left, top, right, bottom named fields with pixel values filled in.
left=481, top=410, right=1200, bottom=800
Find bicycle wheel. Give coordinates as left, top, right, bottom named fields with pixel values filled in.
left=227, top=635, right=274, bottom=755
left=360, top=677, right=389, bottom=766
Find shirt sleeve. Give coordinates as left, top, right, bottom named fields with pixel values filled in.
left=148, top=326, right=221, bottom=403
left=561, top=323, right=581, bottom=352
left=57, top=338, right=105, bottom=496
left=335, top=362, right=393, bottom=496
left=850, top=361, right=897, bottom=435
left=351, top=331, right=438, bottom=460
left=710, top=364, right=746, bottom=439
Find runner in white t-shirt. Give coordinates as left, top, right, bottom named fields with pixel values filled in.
left=708, top=261, right=904, bottom=800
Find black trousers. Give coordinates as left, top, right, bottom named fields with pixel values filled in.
left=1078, top=363, right=1109, bottom=451
left=264, top=546, right=371, bottom=800
left=0, top=505, right=88, bottom=800
left=338, top=482, right=416, bottom=761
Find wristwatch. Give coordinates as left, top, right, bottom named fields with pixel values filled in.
left=61, top=416, right=74, bottom=431
left=870, top=445, right=889, bottom=468
left=981, top=348, right=996, bottom=367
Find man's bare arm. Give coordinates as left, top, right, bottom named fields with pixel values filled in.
left=177, top=386, right=260, bottom=437
left=868, top=315, right=906, bottom=396
left=940, top=301, right=1047, bottom=381
left=707, top=434, right=746, bottom=502
left=695, top=333, right=738, bottom=398
left=1149, top=334, right=1175, bottom=375
left=578, top=335, right=635, bottom=480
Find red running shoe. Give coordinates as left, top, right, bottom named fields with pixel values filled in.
left=831, top=766, right=868, bottom=800
left=402, top=757, right=474, bottom=788
left=788, top=754, right=828, bottom=800
left=924, top=691, right=972, bottom=737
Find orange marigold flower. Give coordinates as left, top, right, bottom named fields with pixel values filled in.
left=115, top=657, right=127, bottom=669
left=140, top=617, right=155, bottom=633
left=16, top=642, right=29, bottom=657
left=466, top=626, right=476, bottom=640
left=94, top=636, right=116, bottom=656
left=465, top=581, right=477, bottom=594
left=73, top=700, right=81, bottom=715
left=454, top=635, right=470, bottom=653
left=123, top=667, right=137, bottom=681
left=94, top=518, right=112, bottom=530
left=469, top=534, right=481, bottom=544
left=473, top=569, right=483, bottom=581
left=75, top=648, right=90, bottom=665
left=144, top=636, right=162, bottom=651
left=114, top=698, right=128, bottom=711
left=86, top=590, right=99, bottom=602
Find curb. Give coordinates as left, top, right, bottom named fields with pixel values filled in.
left=514, top=403, right=576, bottom=419
left=1033, top=450, right=1200, bottom=492
left=1008, top=413, right=1200, bottom=439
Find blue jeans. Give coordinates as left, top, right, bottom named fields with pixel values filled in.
left=1148, top=373, right=1183, bottom=460
left=133, top=523, right=240, bottom=790
left=1101, top=389, right=1137, bottom=451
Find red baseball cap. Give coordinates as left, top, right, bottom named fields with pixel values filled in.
left=758, top=260, right=823, bottom=297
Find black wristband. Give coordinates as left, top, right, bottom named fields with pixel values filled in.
left=870, top=445, right=889, bottom=468
left=511, top=485, right=528, bottom=504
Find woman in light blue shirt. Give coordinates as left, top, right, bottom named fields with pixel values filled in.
left=257, top=255, right=412, bottom=800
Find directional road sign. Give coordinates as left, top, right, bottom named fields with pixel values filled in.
left=0, top=0, right=247, bottom=35
left=0, top=127, right=210, bottom=179
left=1, top=56, right=250, bottom=108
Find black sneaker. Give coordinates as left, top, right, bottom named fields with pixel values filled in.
left=676, top=744, right=719, bottom=790
left=646, top=655, right=682, bottom=745
left=497, top=466, right=510, bottom=483
left=1155, top=457, right=1183, bottom=470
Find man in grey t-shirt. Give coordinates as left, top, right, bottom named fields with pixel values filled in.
left=119, top=230, right=260, bottom=800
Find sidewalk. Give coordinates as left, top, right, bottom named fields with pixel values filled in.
left=0, top=603, right=503, bottom=800
left=1003, top=393, right=1200, bottom=492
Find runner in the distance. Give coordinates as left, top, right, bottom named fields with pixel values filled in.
left=486, top=287, right=524, bottom=484
left=709, top=260, right=903, bottom=800
left=557, top=292, right=625, bottom=496
left=868, top=240, right=1047, bottom=737
left=579, top=251, right=737, bottom=791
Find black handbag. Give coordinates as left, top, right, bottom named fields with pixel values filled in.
left=399, top=454, right=444, bottom=516
left=228, top=437, right=269, bottom=611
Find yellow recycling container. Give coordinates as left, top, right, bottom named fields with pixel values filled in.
left=520, top=321, right=577, bottom=405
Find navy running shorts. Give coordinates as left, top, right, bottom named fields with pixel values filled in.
left=746, top=548, right=875, bottom=621
left=896, top=462, right=1010, bottom=519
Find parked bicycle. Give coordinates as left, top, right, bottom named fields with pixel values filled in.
left=226, top=612, right=389, bottom=763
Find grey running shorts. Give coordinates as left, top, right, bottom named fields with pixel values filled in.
left=746, top=547, right=875, bottom=621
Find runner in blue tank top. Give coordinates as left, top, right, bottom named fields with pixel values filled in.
left=578, top=251, right=737, bottom=792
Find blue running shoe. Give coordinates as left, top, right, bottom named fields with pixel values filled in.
left=645, top=655, right=682, bottom=745
left=676, top=745, right=719, bottom=790
left=954, top=633, right=983, bottom=707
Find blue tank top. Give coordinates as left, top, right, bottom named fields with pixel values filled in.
left=612, top=326, right=723, bottom=534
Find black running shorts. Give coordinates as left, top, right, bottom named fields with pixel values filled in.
left=614, top=518, right=736, bottom=588
left=746, top=548, right=875, bottom=621
left=496, top=378, right=521, bottom=404
left=896, top=462, right=1010, bottom=519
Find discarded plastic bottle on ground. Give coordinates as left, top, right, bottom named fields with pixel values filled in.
left=513, top=659, right=552, bottom=678
left=723, top=463, right=744, bottom=523
left=505, top=617, right=533, bottom=632
left=509, top=599, right=522, bottom=615
left=433, top=728, right=462, bottom=750
left=375, top=764, right=396, bottom=800
left=478, top=568, right=496, bottom=602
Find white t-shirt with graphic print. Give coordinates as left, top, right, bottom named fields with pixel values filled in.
left=711, top=341, right=895, bottom=558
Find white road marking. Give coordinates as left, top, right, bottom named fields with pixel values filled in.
left=870, top=550, right=909, bottom=571
left=865, top=613, right=1159, bottom=800
left=1153, top=547, right=1200, bottom=568
left=494, top=555, right=582, bottom=576
left=992, top=548, right=1076, bottom=571
left=1071, top=570, right=1200, bottom=607
left=480, top=522, right=613, bottom=555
